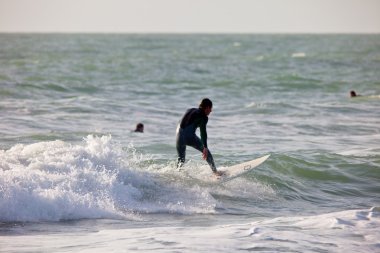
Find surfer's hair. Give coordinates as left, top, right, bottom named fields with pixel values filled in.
left=199, top=98, right=213, bottom=109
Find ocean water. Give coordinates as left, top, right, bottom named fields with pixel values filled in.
left=0, top=34, right=380, bottom=252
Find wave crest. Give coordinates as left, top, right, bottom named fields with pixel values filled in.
left=0, top=135, right=216, bottom=222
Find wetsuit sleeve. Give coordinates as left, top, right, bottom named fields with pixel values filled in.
left=199, top=117, right=208, bottom=149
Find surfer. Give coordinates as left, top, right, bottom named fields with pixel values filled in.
left=176, top=98, right=223, bottom=176
left=350, top=90, right=361, bottom=97
left=134, top=123, right=144, bottom=133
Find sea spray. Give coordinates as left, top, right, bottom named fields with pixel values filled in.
left=0, top=135, right=217, bottom=222
left=0, top=135, right=134, bottom=221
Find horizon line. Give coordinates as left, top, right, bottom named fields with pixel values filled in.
left=1, top=31, right=379, bottom=35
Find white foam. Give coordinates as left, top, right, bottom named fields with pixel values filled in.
left=3, top=208, right=378, bottom=253
left=0, top=135, right=217, bottom=222
left=292, top=52, right=306, bottom=58
left=337, top=146, right=380, bottom=157
left=246, top=208, right=380, bottom=252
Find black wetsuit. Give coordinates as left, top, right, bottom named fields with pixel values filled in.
left=176, top=108, right=216, bottom=172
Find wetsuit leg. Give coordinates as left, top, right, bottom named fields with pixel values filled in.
left=187, top=135, right=217, bottom=172
left=176, top=128, right=186, bottom=167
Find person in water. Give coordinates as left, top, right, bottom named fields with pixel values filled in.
left=350, top=90, right=361, bottom=97
left=176, top=98, right=223, bottom=176
left=134, top=123, right=144, bottom=133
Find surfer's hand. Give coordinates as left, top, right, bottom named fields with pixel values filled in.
left=202, top=148, right=208, bottom=160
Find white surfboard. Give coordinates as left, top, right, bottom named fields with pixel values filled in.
left=217, top=154, right=270, bottom=182
left=183, top=154, right=270, bottom=183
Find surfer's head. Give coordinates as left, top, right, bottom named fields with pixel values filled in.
left=199, top=98, right=213, bottom=109
left=350, top=90, right=357, bottom=97
left=134, top=123, right=144, bottom=133
left=199, top=98, right=213, bottom=116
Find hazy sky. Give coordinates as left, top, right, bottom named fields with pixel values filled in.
left=0, top=0, right=379, bottom=33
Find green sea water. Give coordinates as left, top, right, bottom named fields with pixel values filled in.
left=0, top=34, right=380, bottom=252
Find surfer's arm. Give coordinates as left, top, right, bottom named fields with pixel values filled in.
left=202, top=147, right=208, bottom=160
left=199, top=118, right=208, bottom=149
left=200, top=120, right=209, bottom=160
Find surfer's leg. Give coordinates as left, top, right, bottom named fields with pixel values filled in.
left=176, top=127, right=186, bottom=168
left=189, top=136, right=217, bottom=172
